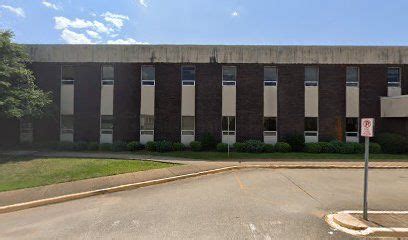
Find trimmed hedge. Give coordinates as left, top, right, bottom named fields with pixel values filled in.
left=375, top=133, right=408, bottom=154
left=172, top=142, right=185, bottom=151
left=275, top=142, right=291, bottom=152
left=112, top=141, right=127, bottom=152
left=284, top=134, right=305, bottom=152
left=200, top=133, right=217, bottom=150
left=263, top=144, right=275, bottom=153
left=190, top=141, right=202, bottom=152
left=233, top=142, right=246, bottom=152
left=369, top=143, right=382, bottom=154
left=127, top=141, right=144, bottom=151
left=87, top=142, right=99, bottom=151
left=216, top=143, right=229, bottom=152
left=99, top=143, right=112, bottom=151
left=145, top=141, right=157, bottom=152
left=304, top=143, right=322, bottom=153
left=156, top=140, right=173, bottom=152
left=244, top=140, right=265, bottom=153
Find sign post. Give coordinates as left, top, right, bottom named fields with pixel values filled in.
left=361, top=118, right=374, bottom=221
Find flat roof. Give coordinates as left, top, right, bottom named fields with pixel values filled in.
left=24, top=44, right=408, bottom=64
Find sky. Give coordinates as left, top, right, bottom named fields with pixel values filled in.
left=1, top=0, right=408, bottom=45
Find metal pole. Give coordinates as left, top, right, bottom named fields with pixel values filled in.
left=227, top=117, right=230, bottom=158
left=363, top=136, right=369, bottom=220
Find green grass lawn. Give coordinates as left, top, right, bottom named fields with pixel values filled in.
left=0, top=156, right=174, bottom=192
left=142, top=151, right=408, bottom=161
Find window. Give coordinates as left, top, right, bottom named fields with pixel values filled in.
left=305, top=66, right=319, bottom=86
left=181, top=66, right=195, bottom=85
left=102, top=65, right=114, bottom=85
left=304, top=117, right=318, bottom=136
left=387, top=67, right=401, bottom=87
left=263, top=117, right=277, bottom=136
left=62, top=66, right=75, bottom=85
left=100, top=115, right=114, bottom=134
left=61, top=115, right=74, bottom=134
left=346, top=67, right=359, bottom=87
left=264, top=67, right=278, bottom=86
left=140, top=115, right=154, bottom=135
left=181, top=116, right=195, bottom=135
left=346, top=118, right=359, bottom=137
left=222, top=66, right=236, bottom=86
left=222, top=116, right=236, bottom=135
left=141, top=66, right=155, bottom=86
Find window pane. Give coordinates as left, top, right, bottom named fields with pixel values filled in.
left=102, top=66, right=114, bottom=80
left=182, top=66, right=195, bottom=81
left=264, top=67, right=277, bottom=82
left=304, top=117, right=318, bottom=131
left=62, top=66, right=75, bottom=80
left=387, top=68, right=400, bottom=83
left=61, top=115, right=74, bottom=129
left=346, top=67, right=359, bottom=84
left=222, top=116, right=236, bottom=131
left=140, top=115, right=154, bottom=130
left=101, top=115, right=114, bottom=130
left=346, top=118, right=358, bottom=132
left=142, top=66, right=155, bottom=81
left=264, top=117, right=277, bottom=131
left=182, top=116, right=195, bottom=130
left=223, top=66, right=236, bottom=81
left=305, top=66, right=318, bottom=83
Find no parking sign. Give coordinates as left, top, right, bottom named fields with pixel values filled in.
left=360, top=118, right=374, bottom=221
left=361, top=118, right=374, bottom=137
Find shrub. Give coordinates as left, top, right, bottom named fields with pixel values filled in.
left=244, top=140, right=265, bottom=153
left=200, top=133, right=217, bottom=150
left=56, top=141, right=75, bottom=151
left=284, top=134, right=305, bottom=152
left=111, top=141, right=127, bottom=152
left=156, top=140, right=173, bottom=152
left=328, top=140, right=343, bottom=153
left=99, top=143, right=112, bottom=151
left=369, top=142, right=382, bottom=154
left=275, top=142, right=291, bottom=152
left=375, top=133, right=408, bottom=154
left=318, top=142, right=335, bottom=153
left=233, top=142, right=247, bottom=152
left=87, top=142, right=99, bottom=151
left=216, top=143, right=229, bottom=152
left=73, top=141, right=88, bottom=151
left=304, top=143, right=322, bottom=153
left=337, top=142, right=363, bottom=154
left=145, top=141, right=157, bottom=152
left=172, top=142, right=185, bottom=151
left=353, top=143, right=365, bottom=154
left=127, top=141, right=144, bottom=151
left=190, top=141, right=202, bottom=152
left=263, top=144, right=275, bottom=153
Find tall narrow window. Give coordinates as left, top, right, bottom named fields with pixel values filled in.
left=181, top=116, right=195, bottom=135
left=263, top=117, right=277, bottom=137
left=305, top=66, right=319, bottom=86
left=141, top=66, right=155, bottom=86
left=346, top=118, right=359, bottom=137
left=62, top=66, right=75, bottom=85
left=304, top=117, right=318, bottom=136
left=100, top=115, right=114, bottom=134
left=222, top=116, right=236, bottom=135
left=387, top=67, right=401, bottom=87
left=102, top=65, right=114, bottom=85
left=264, top=67, right=278, bottom=86
left=222, top=66, right=236, bottom=86
left=346, top=67, right=359, bottom=87
left=140, top=115, right=154, bottom=135
left=61, top=115, right=74, bottom=134
left=181, top=66, right=195, bottom=85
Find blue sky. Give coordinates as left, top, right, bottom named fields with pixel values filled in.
left=1, top=0, right=408, bottom=45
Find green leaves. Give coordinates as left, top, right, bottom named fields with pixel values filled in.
left=0, top=30, right=52, bottom=119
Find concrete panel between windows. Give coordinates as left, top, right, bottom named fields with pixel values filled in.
left=101, top=85, right=114, bottom=115
left=60, top=85, right=74, bottom=115
left=222, top=86, right=236, bottom=116
left=305, top=86, right=318, bottom=117
left=346, top=86, right=359, bottom=117
left=140, top=86, right=155, bottom=115
left=388, top=87, right=402, bottom=97
left=381, top=95, right=408, bottom=117
left=264, top=87, right=277, bottom=117
left=181, top=86, right=195, bottom=116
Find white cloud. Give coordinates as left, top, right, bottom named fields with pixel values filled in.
left=101, top=11, right=129, bottom=29
left=107, top=38, right=149, bottom=45
left=86, top=30, right=101, bottom=39
left=139, top=0, right=148, bottom=7
left=92, top=20, right=112, bottom=33
left=231, top=11, right=239, bottom=17
left=54, top=16, right=112, bottom=33
left=42, top=0, right=60, bottom=10
left=61, top=29, right=93, bottom=44
left=1, top=5, right=25, bottom=18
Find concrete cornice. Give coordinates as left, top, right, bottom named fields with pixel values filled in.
left=23, top=44, right=408, bottom=64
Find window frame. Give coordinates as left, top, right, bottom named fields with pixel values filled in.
left=387, top=67, right=401, bottom=87
left=346, top=66, right=359, bottom=87
left=304, top=117, right=319, bottom=137
left=101, top=65, right=115, bottom=86
left=100, top=115, right=114, bottom=134
left=304, top=66, right=319, bottom=87
left=140, top=114, right=155, bottom=135
left=345, top=117, right=359, bottom=137
left=263, top=117, right=277, bottom=137
left=181, top=65, right=196, bottom=86
left=222, top=66, right=237, bottom=86
left=181, top=116, right=195, bottom=136
left=264, top=66, right=278, bottom=86
left=141, top=65, right=155, bottom=86
left=222, top=116, right=236, bottom=135
left=60, top=115, right=74, bottom=134
left=61, top=65, right=75, bottom=85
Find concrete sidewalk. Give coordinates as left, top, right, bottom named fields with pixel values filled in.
left=327, top=211, right=408, bottom=238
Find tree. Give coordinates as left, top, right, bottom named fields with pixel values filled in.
left=0, top=30, right=52, bottom=119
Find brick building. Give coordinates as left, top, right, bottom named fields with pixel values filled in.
left=1, top=45, right=407, bottom=146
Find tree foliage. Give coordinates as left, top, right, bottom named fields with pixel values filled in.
left=0, top=30, right=52, bottom=119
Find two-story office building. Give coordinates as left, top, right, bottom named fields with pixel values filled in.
left=0, top=45, right=407, bottom=146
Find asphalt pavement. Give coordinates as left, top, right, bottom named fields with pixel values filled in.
left=1, top=168, right=408, bottom=239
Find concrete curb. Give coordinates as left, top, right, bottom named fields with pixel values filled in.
left=1, top=164, right=408, bottom=215
left=326, top=211, right=408, bottom=238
